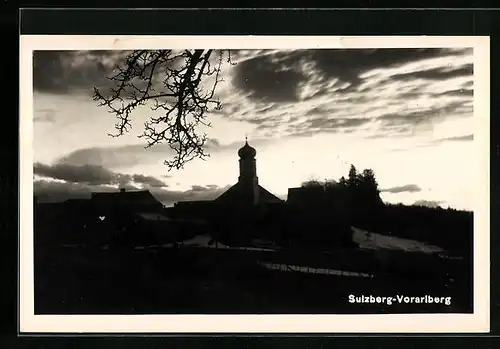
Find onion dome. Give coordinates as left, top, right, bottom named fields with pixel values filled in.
left=238, top=139, right=256, bottom=159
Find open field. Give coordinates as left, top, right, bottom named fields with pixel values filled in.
left=34, top=238, right=472, bottom=314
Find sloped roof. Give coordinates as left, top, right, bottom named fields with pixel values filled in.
left=287, top=186, right=327, bottom=204
left=215, top=183, right=283, bottom=204
left=91, top=190, right=163, bottom=207
left=258, top=185, right=284, bottom=203
left=175, top=200, right=214, bottom=207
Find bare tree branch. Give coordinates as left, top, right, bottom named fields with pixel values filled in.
left=93, top=49, right=236, bottom=170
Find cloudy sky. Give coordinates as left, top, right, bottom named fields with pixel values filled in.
left=32, top=48, right=475, bottom=210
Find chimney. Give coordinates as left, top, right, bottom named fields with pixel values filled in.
left=120, top=188, right=126, bottom=193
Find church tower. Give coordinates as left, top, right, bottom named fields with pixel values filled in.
left=237, top=138, right=260, bottom=205
left=210, top=138, right=283, bottom=207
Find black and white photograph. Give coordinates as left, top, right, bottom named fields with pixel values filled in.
left=20, top=35, right=489, bottom=333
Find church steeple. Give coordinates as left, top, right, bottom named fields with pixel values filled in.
left=238, top=137, right=257, bottom=160
left=213, top=138, right=283, bottom=206
left=237, top=138, right=259, bottom=204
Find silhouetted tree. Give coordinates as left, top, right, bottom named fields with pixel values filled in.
left=347, top=164, right=359, bottom=190
left=338, top=176, right=348, bottom=187
left=323, top=179, right=338, bottom=190
left=359, top=169, right=383, bottom=206
left=344, top=164, right=362, bottom=212
left=93, top=50, right=236, bottom=170
left=301, top=179, right=323, bottom=188
left=360, top=169, right=378, bottom=190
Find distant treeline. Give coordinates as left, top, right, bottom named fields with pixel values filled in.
left=300, top=165, right=384, bottom=213
left=209, top=164, right=472, bottom=256
left=290, top=164, right=472, bottom=257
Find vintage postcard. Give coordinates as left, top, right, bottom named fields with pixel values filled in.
left=19, top=35, right=490, bottom=333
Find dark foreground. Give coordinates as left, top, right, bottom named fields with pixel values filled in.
left=34, top=243, right=472, bottom=314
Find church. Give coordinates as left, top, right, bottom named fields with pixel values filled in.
left=172, top=139, right=285, bottom=238
left=214, top=139, right=283, bottom=206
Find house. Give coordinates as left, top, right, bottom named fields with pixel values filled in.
left=90, top=188, right=164, bottom=216
left=85, top=189, right=215, bottom=246
left=287, top=186, right=328, bottom=207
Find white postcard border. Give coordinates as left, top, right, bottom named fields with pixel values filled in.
left=19, top=35, right=490, bottom=333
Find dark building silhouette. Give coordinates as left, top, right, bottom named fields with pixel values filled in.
left=37, top=140, right=354, bottom=246
left=171, top=139, right=285, bottom=243
left=91, top=189, right=164, bottom=215
left=176, top=139, right=283, bottom=212
left=173, top=139, right=283, bottom=222
left=88, top=189, right=178, bottom=243
left=214, top=139, right=283, bottom=206
left=287, top=186, right=328, bottom=207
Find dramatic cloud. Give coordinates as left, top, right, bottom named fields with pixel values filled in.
left=232, top=53, right=306, bottom=103
left=130, top=174, right=167, bottom=188
left=55, top=138, right=274, bottom=169
left=436, top=88, right=473, bottom=97
left=151, top=184, right=232, bottom=206
left=34, top=162, right=168, bottom=188
left=32, top=161, right=232, bottom=205
left=33, top=50, right=132, bottom=95
left=33, top=50, right=215, bottom=97
left=33, top=48, right=474, bottom=140
left=55, top=144, right=171, bottom=169
left=377, top=100, right=472, bottom=127
left=389, top=63, right=473, bottom=81
left=33, top=179, right=230, bottom=207
left=34, top=179, right=118, bottom=202
left=382, top=184, right=422, bottom=194
left=222, top=48, right=474, bottom=138
left=436, top=134, right=474, bottom=142
left=231, top=48, right=469, bottom=103
left=35, top=162, right=119, bottom=185
left=413, top=200, right=444, bottom=208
